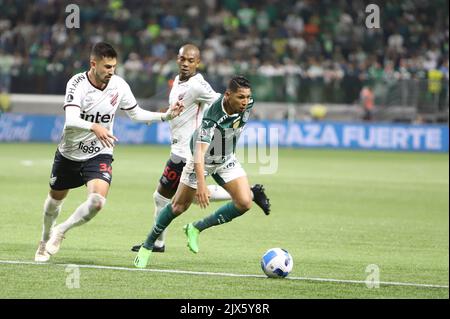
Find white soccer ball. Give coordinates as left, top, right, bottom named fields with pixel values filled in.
left=261, top=248, right=293, bottom=278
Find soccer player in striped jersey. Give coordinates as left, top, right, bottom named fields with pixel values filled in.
left=34, top=42, right=183, bottom=262
left=130, top=45, right=270, bottom=253
left=134, top=76, right=266, bottom=268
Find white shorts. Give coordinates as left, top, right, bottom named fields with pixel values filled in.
left=180, top=154, right=247, bottom=189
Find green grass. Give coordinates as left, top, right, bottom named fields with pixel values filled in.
left=0, top=143, right=448, bottom=298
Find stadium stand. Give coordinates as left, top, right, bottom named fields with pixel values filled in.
left=0, top=0, right=448, bottom=122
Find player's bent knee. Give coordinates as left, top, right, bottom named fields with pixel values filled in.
left=49, top=190, right=68, bottom=201
left=88, top=193, right=106, bottom=212
left=171, top=202, right=189, bottom=215
left=235, top=199, right=252, bottom=212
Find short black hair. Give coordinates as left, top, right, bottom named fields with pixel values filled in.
left=90, top=42, right=117, bottom=60
left=228, top=76, right=251, bottom=92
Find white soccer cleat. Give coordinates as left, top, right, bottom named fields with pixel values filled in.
left=34, top=240, right=50, bottom=262
left=45, top=227, right=65, bottom=256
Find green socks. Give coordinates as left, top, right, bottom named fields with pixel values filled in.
left=193, top=202, right=242, bottom=232
left=143, top=204, right=176, bottom=249
left=143, top=202, right=243, bottom=249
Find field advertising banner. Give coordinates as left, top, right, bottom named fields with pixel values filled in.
left=0, top=113, right=448, bottom=152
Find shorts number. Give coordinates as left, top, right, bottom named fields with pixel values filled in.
left=99, top=163, right=112, bottom=174
left=163, top=166, right=179, bottom=181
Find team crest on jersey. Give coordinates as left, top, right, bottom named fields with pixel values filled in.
left=178, top=92, right=186, bottom=101
left=242, top=110, right=250, bottom=123
left=110, top=92, right=119, bottom=107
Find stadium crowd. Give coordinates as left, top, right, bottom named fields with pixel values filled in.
left=0, top=0, right=448, bottom=105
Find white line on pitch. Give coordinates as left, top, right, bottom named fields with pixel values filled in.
left=0, top=260, right=448, bottom=289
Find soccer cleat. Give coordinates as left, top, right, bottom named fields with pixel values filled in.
left=183, top=223, right=200, bottom=254
left=45, top=227, right=65, bottom=255
left=134, top=246, right=152, bottom=268
left=251, top=184, right=271, bottom=215
left=34, top=240, right=50, bottom=262
left=130, top=243, right=165, bottom=253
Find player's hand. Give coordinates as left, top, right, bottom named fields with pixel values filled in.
left=195, top=183, right=210, bottom=209
left=91, top=123, right=118, bottom=148
left=164, top=100, right=184, bottom=121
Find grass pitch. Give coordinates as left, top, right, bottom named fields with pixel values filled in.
left=0, top=143, right=448, bottom=299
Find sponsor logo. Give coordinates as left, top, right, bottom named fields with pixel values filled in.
left=66, top=94, right=74, bottom=103
left=78, top=141, right=101, bottom=154
left=67, top=74, right=85, bottom=94
left=102, top=172, right=111, bottom=181
left=80, top=111, right=115, bottom=124
left=224, top=160, right=236, bottom=169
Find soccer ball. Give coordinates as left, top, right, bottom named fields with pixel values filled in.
left=261, top=248, right=293, bottom=278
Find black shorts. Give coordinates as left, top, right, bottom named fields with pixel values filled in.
left=159, top=153, right=187, bottom=190
left=49, top=150, right=114, bottom=190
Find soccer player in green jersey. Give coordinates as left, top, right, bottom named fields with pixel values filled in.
left=134, top=76, right=261, bottom=267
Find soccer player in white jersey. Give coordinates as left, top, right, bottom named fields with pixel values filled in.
left=34, top=42, right=183, bottom=262
left=131, top=44, right=271, bottom=253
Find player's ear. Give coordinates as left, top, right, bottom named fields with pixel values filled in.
left=89, top=58, right=96, bottom=69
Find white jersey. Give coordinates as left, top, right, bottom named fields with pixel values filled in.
left=58, top=72, right=137, bottom=161
left=168, top=73, right=220, bottom=159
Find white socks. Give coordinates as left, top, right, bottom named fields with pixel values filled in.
left=57, top=193, right=106, bottom=234
left=41, top=194, right=64, bottom=241
left=153, top=191, right=171, bottom=248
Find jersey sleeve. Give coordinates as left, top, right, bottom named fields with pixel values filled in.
left=118, top=79, right=138, bottom=111
left=197, top=118, right=217, bottom=144
left=193, top=78, right=220, bottom=105
left=63, top=73, right=85, bottom=109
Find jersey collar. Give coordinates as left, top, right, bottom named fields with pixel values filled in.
left=86, top=71, right=109, bottom=91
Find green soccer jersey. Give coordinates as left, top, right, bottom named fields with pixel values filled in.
left=190, top=94, right=254, bottom=164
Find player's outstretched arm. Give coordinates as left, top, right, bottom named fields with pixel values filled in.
left=164, top=100, right=184, bottom=120
left=194, top=142, right=210, bottom=209
left=124, top=101, right=184, bottom=124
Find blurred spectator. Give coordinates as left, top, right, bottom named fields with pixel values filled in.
left=0, top=48, right=14, bottom=92
left=360, top=84, right=375, bottom=121
left=0, top=0, right=446, bottom=109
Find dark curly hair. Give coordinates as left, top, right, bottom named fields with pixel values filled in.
left=228, top=76, right=251, bottom=92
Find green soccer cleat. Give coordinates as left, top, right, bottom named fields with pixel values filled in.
left=183, top=223, right=200, bottom=254
left=134, top=246, right=152, bottom=268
